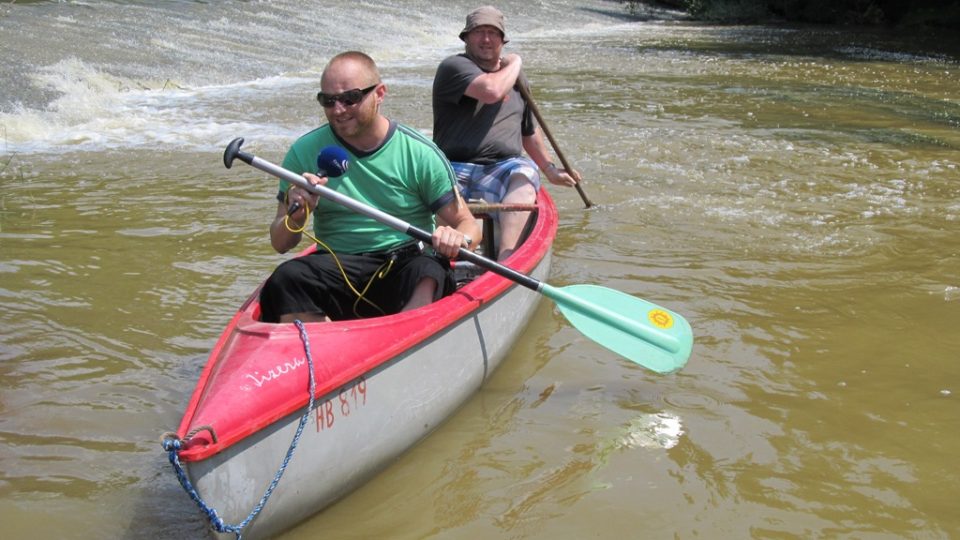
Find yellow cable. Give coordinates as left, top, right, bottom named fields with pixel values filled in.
left=283, top=203, right=390, bottom=317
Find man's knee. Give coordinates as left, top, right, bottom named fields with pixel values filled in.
left=504, top=174, right=536, bottom=203
left=402, top=277, right=438, bottom=311
left=417, top=277, right=438, bottom=293
left=262, top=264, right=294, bottom=298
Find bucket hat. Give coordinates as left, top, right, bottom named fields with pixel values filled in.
left=458, top=6, right=508, bottom=42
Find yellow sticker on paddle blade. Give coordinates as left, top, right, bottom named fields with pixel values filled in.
left=648, top=309, right=674, bottom=329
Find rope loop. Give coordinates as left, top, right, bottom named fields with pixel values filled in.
left=160, top=435, right=181, bottom=452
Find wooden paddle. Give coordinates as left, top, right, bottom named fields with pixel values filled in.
left=518, top=83, right=594, bottom=208
left=224, top=138, right=692, bottom=373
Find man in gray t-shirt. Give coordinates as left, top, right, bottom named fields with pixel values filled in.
left=432, top=6, right=580, bottom=260
left=433, top=53, right=534, bottom=164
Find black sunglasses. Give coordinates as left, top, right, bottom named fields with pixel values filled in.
left=316, top=84, right=378, bottom=108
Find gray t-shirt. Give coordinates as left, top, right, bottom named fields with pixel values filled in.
left=432, top=53, right=535, bottom=165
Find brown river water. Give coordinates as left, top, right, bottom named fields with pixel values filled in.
left=1, top=1, right=958, bottom=538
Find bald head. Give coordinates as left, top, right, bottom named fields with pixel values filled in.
left=321, top=51, right=381, bottom=91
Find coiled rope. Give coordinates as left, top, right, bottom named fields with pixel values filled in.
left=161, top=319, right=317, bottom=539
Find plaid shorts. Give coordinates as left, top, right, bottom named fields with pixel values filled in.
left=450, top=157, right=541, bottom=203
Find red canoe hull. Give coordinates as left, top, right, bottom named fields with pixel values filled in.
left=169, top=190, right=558, bottom=538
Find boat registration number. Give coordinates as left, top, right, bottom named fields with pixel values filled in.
left=315, top=376, right=367, bottom=431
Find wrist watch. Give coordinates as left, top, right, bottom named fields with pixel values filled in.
left=462, top=234, right=473, bottom=247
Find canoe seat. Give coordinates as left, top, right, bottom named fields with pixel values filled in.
left=465, top=201, right=538, bottom=259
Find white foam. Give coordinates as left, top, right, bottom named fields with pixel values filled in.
left=615, top=412, right=684, bottom=450
left=1, top=0, right=643, bottom=156
left=0, top=58, right=315, bottom=154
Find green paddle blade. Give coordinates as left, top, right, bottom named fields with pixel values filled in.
left=542, top=283, right=693, bottom=373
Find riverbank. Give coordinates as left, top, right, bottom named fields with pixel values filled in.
left=625, top=0, right=960, bottom=28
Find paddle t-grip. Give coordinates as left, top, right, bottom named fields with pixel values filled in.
left=223, top=137, right=255, bottom=169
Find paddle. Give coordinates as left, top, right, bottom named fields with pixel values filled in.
left=223, top=138, right=692, bottom=373
left=517, top=83, right=594, bottom=208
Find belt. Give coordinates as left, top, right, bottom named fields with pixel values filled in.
left=357, top=241, right=424, bottom=259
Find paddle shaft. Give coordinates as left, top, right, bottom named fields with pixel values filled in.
left=223, top=138, right=690, bottom=371
left=518, top=84, right=594, bottom=208
left=224, top=139, right=542, bottom=293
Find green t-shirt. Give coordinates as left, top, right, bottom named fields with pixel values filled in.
left=278, top=121, right=458, bottom=254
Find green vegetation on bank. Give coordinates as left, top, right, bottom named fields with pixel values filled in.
left=626, top=0, right=960, bottom=26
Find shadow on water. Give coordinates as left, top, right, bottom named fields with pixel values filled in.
left=639, top=26, right=960, bottom=57
left=119, top=350, right=211, bottom=539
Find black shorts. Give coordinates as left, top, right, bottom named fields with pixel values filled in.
left=258, top=243, right=454, bottom=322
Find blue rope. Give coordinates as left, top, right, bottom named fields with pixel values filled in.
left=162, top=319, right=317, bottom=539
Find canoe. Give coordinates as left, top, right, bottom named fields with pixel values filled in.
left=163, top=188, right=558, bottom=539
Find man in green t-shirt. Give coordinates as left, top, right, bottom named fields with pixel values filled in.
left=260, top=51, right=481, bottom=323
